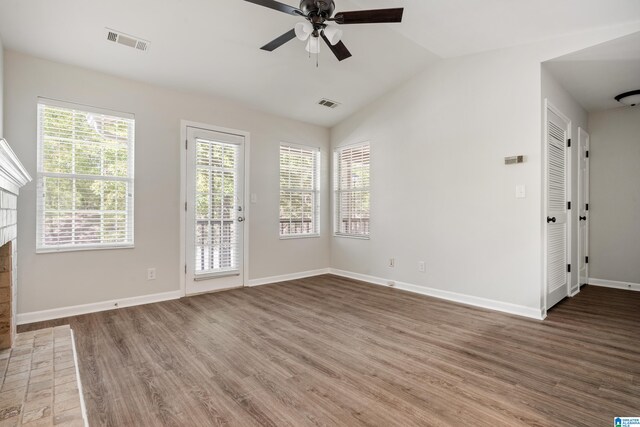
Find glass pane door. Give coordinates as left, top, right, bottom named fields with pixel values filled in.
left=186, top=126, right=245, bottom=294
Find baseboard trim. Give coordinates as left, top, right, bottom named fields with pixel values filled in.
left=17, top=290, right=183, bottom=325
left=17, top=268, right=548, bottom=324
left=329, top=268, right=545, bottom=320
left=246, top=268, right=330, bottom=287
left=589, top=278, right=640, bottom=291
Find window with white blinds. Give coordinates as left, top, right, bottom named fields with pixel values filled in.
left=279, top=144, right=320, bottom=238
left=36, top=99, right=135, bottom=252
left=334, top=143, right=370, bottom=238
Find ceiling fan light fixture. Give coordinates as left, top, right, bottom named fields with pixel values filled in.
left=615, top=89, right=640, bottom=107
left=295, top=21, right=313, bottom=41
left=305, top=36, right=321, bottom=54
left=247, top=0, right=404, bottom=63
left=323, top=25, right=343, bottom=45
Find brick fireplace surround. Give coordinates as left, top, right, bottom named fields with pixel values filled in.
left=0, top=138, right=31, bottom=350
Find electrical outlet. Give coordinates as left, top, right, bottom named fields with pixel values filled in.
left=418, top=261, right=426, bottom=273
left=388, top=258, right=395, bottom=268
left=147, top=268, right=156, bottom=280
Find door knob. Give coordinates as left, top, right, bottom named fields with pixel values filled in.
left=237, top=217, right=245, bottom=222
left=579, top=216, right=586, bottom=221
left=547, top=216, right=556, bottom=223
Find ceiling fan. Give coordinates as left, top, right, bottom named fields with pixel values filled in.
left=244, top=0, right=404, bottom=61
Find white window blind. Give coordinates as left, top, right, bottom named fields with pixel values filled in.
left=334, top=143, right=370, bottom=238
left=279, top=144, right=320, bottom=237
left=36, top=99, right=135, bottom=252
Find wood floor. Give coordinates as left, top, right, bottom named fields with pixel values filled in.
left=19, top=275, right=640, bottom=426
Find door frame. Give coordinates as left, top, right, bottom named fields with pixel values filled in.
left=179, top=120, right=251, bottom=296
left=577, top=127, right=590, bottom=291
left=542, top=99, right=572, bottom=315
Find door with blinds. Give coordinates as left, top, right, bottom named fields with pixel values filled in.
left=545, top=103, right=571, bottom=310
left=185, top=126, right=245, bottom=294
left=578, top=128, right=590, bottom=289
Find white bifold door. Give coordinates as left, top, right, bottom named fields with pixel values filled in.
left=545, top=104, right=571, bottom=310
left=186, top=126, right=245, bottom=294
left=578, top=128, right=590, bottom=289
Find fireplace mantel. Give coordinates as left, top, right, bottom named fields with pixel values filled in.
left=0, top=137, right=30, bottom=349
left=0, top=138, right=31, bottom=195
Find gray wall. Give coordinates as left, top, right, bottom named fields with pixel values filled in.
left=5, top=50, right=330, bottom=314
left=588, top=107, right=640, bottom=284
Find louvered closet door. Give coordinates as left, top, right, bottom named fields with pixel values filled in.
left=185, top=126, right=245, bottom=295
left=546, top=107, right=570, bottom=309
left=578, top=128, right=590, bottom=290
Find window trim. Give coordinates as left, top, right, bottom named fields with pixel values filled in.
left=333, top=141, right=370, bottom=239
left=36, top=97, right=135, bottom=253
left=278, top=142, right=321, bottom=239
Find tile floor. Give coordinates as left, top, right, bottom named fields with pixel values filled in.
left=0, top=326, right=84, bottom=426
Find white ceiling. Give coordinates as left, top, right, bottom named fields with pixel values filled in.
left=545, top=31, right=640, bottom=112
left=351, top=0, right=640, bottom=58
left=0, top=0, right=639, bottom=126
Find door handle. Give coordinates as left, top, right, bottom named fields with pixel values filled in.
left=237, top=217, right=245, bottom=222
left=579, top=216, right=587, bottom=221
left=547, top=216, right=556, bottom=223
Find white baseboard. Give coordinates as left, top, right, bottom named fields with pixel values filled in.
left=329, top=268, right=545, bottom=320
left=589, top=278, right=640, bottom=291
left=246, top=268, right=330, bottom=287
left=17, top=290, right=183, bottom=325
left=17, top=268, right=547, bottom=324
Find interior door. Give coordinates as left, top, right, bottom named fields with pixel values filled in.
left=578, top=128, right=590, bottom=288
left=186, top=126, right=245, bottom=294
left=545, top=104, right=570, bottom=310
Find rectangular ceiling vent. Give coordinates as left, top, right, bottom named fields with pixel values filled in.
left=318, top=98, right=341, bottom=109
left=105, top=28, right=150, bottom=52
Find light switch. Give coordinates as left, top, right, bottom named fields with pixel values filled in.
left=250, top=193, right=258, bottom=204
left=515, top=185, right=526, bottom=199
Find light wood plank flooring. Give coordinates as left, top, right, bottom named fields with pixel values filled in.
left=19, top=275, right=640, bottom=426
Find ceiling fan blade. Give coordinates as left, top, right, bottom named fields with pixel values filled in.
left=261, top=29, right=297, bottom=51
left=333, top=8, right=404, bottom=25
left=243, top=0, right=303, bottom=16
left=321, top=33, right=352, bottom=61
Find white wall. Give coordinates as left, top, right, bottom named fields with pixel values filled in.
left=541, top=66, right=588, bottom=293
left=5, top=50, right=330, bottom=315
left=0, top=36, right=4, bottom=138
left=330, top=25, right=639, bottom=316
left=5, top=21, right=638, bottom=319
left=588, top=107, right=640, bottom=284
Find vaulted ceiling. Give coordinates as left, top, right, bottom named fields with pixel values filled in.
left=1, top=0, right=639, bottom=126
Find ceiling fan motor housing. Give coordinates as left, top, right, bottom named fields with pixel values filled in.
left=300, top=0, right=335, bottom=19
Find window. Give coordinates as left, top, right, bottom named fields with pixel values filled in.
left=36, top=99, right=135, bottom=252
left=279, top=143, right=320, bottom=238
left=334, top=143, right=370, bottom=238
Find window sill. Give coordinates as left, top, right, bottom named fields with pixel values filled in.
left=36, top=244, right=135, bottom=254
left=333, top=234, right=370, bottom=240
left=279, top=234, right=321, bottom=240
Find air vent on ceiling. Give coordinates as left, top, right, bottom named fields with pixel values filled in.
left=105, top=28, right=150, bottom=52
left=318, top=98, right=341, bottom=109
